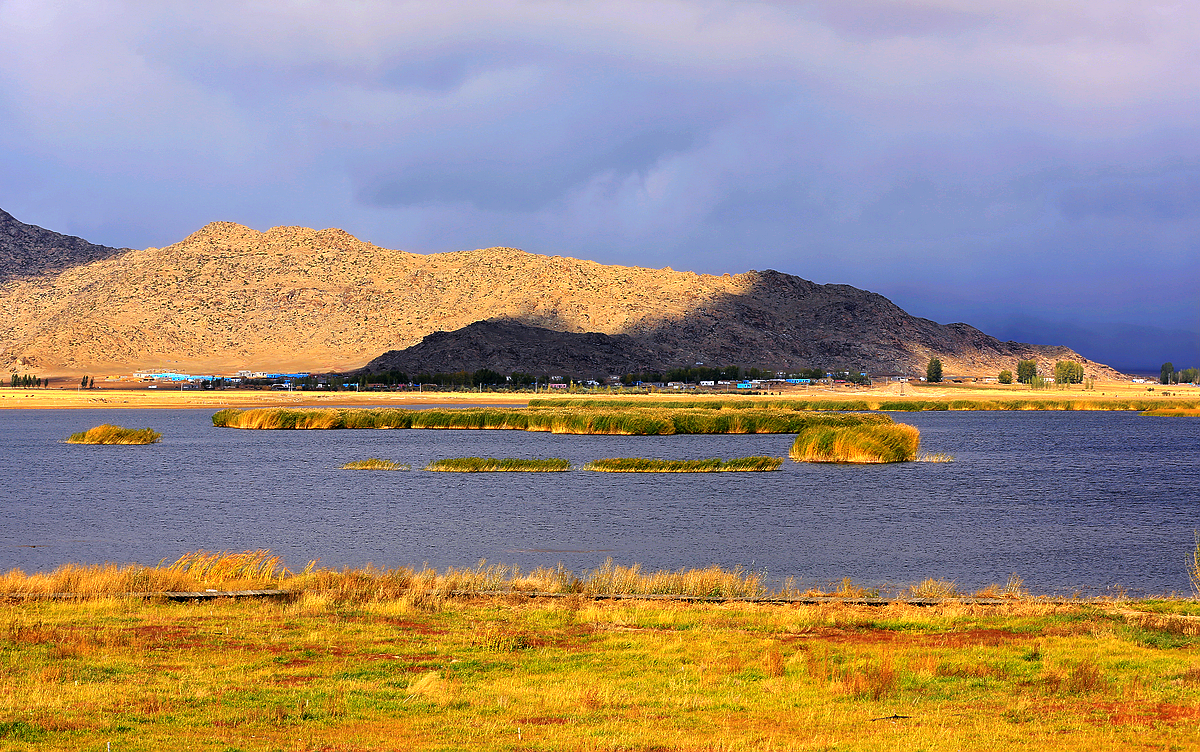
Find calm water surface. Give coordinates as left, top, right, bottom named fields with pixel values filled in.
left=1, top=408, right=1196, bottom=595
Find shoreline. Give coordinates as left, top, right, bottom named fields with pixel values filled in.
left=0, top=388, right=532, bottom=410
left=0, top=380, right=1194, bottom=410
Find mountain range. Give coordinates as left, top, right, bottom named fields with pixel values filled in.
left=0, top=209, right=1120, bottom=379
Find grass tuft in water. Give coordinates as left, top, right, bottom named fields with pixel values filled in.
left=340, top=458, right=410, bottom=471
left=790, top=422, right=919, bottom=463
left=66, top=424, right=161, bottom=445
left=583, top=456, right=783, bottom=472
left=424, top=457, right=571, bottom=472
left=916, top=452, right=955, bottom=463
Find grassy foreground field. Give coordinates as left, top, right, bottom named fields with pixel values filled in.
left=3, top=594, right=1199, bottom=750
left=3, top=555, right=1200, bottom=750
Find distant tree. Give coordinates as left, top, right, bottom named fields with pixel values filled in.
left=10, top=372, right=17, bottom=388
left=1180, top=367, right=1199, bottom=385
left=1017, top=360, right=1038, bottom=384
left=88, top=377, right=95, bottom=389
left=998, top=370, right=1013, bottom=384
left=472, top=369, right=505, bottom=387
left=832, top=370, right=870, bottom=385
left=1161, top=362, right=1175, bottom=385
left=1054, top=361, right=1084, bottom=384
left=622, top=371, right=664, bottom=385
left=80, top=375, right=89, bottom=389
left=509, top=372, right=535, bottom=387
left=926, top=358, right=943, bottom=383
left=791, top=367, right=825, bottom=380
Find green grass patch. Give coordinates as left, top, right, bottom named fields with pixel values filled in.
left=583, top=456, right=783, bottom=472
left=424, top=457, right=571, bottom=472
left=66, top=424, right=161, bottom=445
left=340, top=458, right=410, bottom=471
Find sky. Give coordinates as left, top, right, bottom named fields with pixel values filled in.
left=1, top=1, right=1197, bottom=372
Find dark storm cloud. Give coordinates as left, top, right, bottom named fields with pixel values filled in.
left=0, top=0, right=1196, bottom=368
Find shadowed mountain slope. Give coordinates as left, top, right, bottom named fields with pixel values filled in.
left=0, top=208, right=128, bottom=283
left=0, top=212, right=1120, bottom=378
left=360, top=320, right=669, bottom=378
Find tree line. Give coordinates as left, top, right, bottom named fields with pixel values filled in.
left=926, top=358, right=1089, bottom=386
left=1160, top=363, right=1199, bottom=385
left=9, top=373, right=48, bottom=388
left=344, top=363, right=861, bottom=390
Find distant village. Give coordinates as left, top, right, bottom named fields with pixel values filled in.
left=35, top=362, right=1190, bottom=393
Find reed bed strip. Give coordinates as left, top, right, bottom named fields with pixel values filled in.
left=66, top=424, right=161, bottom=444
left=790, top=423, right=920, bottom=463
left=527, top=398, right=872, bottom=411
left=0, top=550, right=290, bottom=596
left=6, top=552, right=1191, bottom=605
left=877, top=398, right=1200, bottom=412
left=340, top=458, right=410, bottom=470
left=0, top=555, right=769, bottom=600
left=424, top=457, right=571, bottom=472
left=213, top=407, right=888, bottom=435
left=1141, top=407, right=1200, bottom=417
left=583, top=456, right=783, bottom=472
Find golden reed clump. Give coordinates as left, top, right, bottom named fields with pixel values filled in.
left=66, top=425, right=161, bottom=444
left=789, top=423, right=920, bottom=463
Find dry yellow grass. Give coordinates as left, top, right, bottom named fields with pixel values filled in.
left=0, top=550, right=287, bottom=596
left=0, top=387, right=530, bottom=411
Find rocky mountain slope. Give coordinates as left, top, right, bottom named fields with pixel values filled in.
left=359, top=320, right=671, bottom=377
left=0, top=212, right=1120, bottom=378
left=0, top=208, right=128, bottom=283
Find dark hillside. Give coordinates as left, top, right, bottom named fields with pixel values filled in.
left=0, top=208, right=128, bottom=283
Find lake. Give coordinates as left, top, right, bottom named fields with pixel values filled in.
left=2, top=408, right=1196, bottom=596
